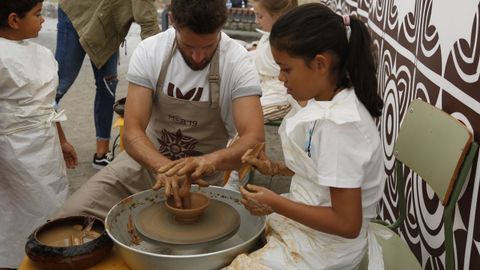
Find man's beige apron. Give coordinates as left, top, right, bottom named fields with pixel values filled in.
left=146, top=40, right=229, bottom=185
left=56, top=38, right=229, bottom=220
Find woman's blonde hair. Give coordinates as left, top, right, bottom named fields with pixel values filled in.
left=252, top=0, right=298, bottom=18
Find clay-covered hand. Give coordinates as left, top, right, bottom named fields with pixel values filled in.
left=241, top=150, right=293, bottom=176
left=152, top=173, right=202, bottom=208
left=239, top=184, right=276, bottom=216
left=178, top=176, right=192, bottom=209
left=61, top=141, right=78, bottom=169
left=157, top=156, right=217, bottom=180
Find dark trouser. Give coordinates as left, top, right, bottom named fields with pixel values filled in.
left=55, top=7, right=118, bottom=140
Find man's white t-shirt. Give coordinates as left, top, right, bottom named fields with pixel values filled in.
left=127, top=28, right=262, bottom=137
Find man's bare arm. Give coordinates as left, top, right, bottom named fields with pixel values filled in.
left=123, top=83, right=170, bottom=172
left=207, top=95, right=265, bottom=171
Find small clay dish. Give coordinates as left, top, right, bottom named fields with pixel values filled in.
left=25, top=216, right=113, bottom=270
left=165, top=192, right=210, bottom=224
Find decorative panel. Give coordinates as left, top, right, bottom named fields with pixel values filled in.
left=303, top=0, right=480, bottom=268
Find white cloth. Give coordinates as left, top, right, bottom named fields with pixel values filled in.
left=284, top=89, right=385, bottom=219
left=226, top=88, right=385, bottom=269
left=252, top=30, right=288, bottom=107
left=127, top=28, right=262, bottom=138
left=0, top=38, right=68, bottom=268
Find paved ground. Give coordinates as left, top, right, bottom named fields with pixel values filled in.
left=32, top=18, right=291, bottom=197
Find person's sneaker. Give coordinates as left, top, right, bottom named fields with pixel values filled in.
left=92, top=152, right=113, bottom=170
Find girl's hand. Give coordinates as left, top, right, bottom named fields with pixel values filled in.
left=241, top=150, right=275, bottom=176
left=61, top=141, right=78, bottom=169
left=241, top=150, right=294, bottom=176
left=240, top=184, right=276, bottom=216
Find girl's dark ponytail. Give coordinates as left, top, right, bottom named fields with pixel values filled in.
left=270, top=3, right=383, bottom=118
left=347, top=16, right=383, bottom=117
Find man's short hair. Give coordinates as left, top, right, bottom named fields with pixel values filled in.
left=0, top=0, right=43, bottom=29
left=171, top=0, right=228, bottom=34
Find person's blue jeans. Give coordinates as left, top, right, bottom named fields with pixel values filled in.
left=55, top=7, right=118, bottom=140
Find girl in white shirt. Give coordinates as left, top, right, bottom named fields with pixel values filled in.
left=227, top=3, right=385, bottom=269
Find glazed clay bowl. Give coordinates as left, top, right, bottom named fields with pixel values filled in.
left=25, top=215, right=113, bottom=270
left=165, top=192, right=210, bottom=223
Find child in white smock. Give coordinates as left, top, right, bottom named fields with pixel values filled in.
left=249, top=0, right=297, bottom=122
left=227, top=3, right=386, bottom=269
left=223, top=0, right=298, bottom=190
left=0, top=1, right=77, bottom=268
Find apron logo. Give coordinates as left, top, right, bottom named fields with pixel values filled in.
left=168, top=114, right=198, bottom=127
left=167, top=82, right=203, bottom=101
left=157, top=129, right=203, bottom=160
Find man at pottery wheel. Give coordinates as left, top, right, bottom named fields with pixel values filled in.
left=54, top=0, right=264, bottom=218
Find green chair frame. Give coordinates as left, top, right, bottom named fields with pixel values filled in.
left=362, top=99, right=478, bottom=270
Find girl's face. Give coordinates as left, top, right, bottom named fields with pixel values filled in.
left=14, top=3, right=44, bottom=39
left=271, top=47, right=333, bottom=102
left=252, top=2, right=276, bottom=32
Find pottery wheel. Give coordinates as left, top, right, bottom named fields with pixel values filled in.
left=134, top=198, right=240, bottom=245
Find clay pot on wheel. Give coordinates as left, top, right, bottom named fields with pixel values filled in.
left=25, top=216, right=113, bottom=270
left=165, top=192, right=210, bottom=223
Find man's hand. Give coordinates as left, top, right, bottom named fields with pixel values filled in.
left=158, top=156, right=217, bottom=180
left=240, top=184, right=276, bottom=216
left=152, top=172, right=208, bottom=208
left=61, top=141, right=78, bottom=169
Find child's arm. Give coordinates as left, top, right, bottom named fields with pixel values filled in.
left=241, top=185, right=362, bottom=239
left=56, top=122, right=78, bottom=169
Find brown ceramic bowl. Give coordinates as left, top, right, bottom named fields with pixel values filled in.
left=25, top=216, right=113, bottom=270
left=165, top=192, right=210, bottom=224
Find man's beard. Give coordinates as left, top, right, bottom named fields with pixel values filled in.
left=179, top=50, right=212, bottom=71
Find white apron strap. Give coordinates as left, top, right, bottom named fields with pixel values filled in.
left=47, top=109, right=67, bottom=123
left=0, top=109, right=66, bottom=135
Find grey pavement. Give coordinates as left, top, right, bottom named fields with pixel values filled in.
left=32, top=18, right=291, bottom=197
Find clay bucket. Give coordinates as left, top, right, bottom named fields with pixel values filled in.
left=25, top=215, right=113, bottom=270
